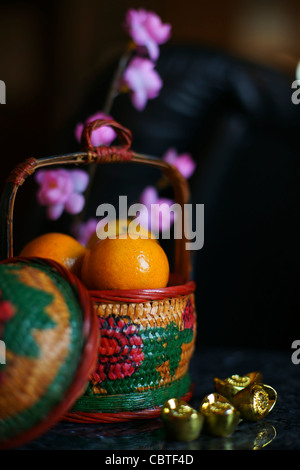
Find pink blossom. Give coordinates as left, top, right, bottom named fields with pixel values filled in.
left=122, top=57, right=163, bottom=111
left=35, top=169, right=89, bottom=220
left=71, top=218, right=98, bottom=247
left=163, top=148, right=196, bottom=179
left=75, top=111, right=117, bottom=147
left=140, top=186, right=158, bottom=207
left=139, top=186, right=176, bottom=234
left=125, top=9, right=171, bottom=61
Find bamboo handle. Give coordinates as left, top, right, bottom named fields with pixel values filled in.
left=0, top=120, right=191, bottom=282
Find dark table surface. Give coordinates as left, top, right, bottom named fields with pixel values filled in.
left=16, top=346, right=300, bottom=451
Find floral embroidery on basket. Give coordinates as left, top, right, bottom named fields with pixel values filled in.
left=182, top=298, right=195, bottom=330
left=92, top=314, right=144, bottom=384
left=90, top=304, right=196, bottom=396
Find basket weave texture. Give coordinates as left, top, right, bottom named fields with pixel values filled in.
left=77, top=291, right=196, bottom=408
left=0, top=257, right=98, bottom=449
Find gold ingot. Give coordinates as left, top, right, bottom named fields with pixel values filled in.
left=232, top=383, right=277, bottom=422
left=214, top=372, right=263, bottom=401
left=161, top=398, right=204, bottom=442
left=200, top=393, right=241, bottom=437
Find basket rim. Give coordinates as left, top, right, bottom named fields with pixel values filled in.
left=63, top=383, right=195, bottom=423
left=90, top=279, right=196, bottom=303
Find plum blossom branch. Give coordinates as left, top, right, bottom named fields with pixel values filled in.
left=75, top=8, right=170, bottom=151
left=69, top=9, right=171, bottom=227
left=102, top=8, right=171, bottom=116
left=102, top=45, right=136, bottom=115
left=36, top=9, right=197, bottom=235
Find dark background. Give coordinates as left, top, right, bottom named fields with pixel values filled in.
left=0, top=0, right=300, bottom=351
left=1, top=0, right=300, bottom=180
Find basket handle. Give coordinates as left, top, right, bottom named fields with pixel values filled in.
left=0, top=119, right=192, bottom=282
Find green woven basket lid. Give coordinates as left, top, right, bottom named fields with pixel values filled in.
left=0, top=257, right=98, bottom=449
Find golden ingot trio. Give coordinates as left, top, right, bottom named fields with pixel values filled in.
left=161, top=371, right=277, bottom=441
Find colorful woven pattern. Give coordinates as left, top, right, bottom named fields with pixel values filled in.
left=70, top=292, right=196, bottom=415
left=0, top=259, right=96, bottom=449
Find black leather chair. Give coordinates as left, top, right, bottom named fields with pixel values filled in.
left=42, top=45, right=300, bottom=350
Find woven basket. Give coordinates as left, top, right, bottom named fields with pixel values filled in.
left=0, top=119, right=197, bottom=424
left=0, top=257, right=98, bottom=449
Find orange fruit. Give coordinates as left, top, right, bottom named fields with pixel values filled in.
left=81, top=235, right=169, bottom=290
left=87, top=219, right=155, bottom=249
left=20, top=232, right=87, bottom=276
